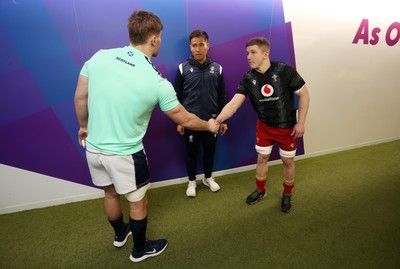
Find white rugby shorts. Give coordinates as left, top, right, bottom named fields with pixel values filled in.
left=86, top=147, right=150, bottom=195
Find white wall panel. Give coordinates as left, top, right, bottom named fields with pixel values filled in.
left=0, top=164, right=103, bottom=215
left=283, top=0, right=400, bottom=156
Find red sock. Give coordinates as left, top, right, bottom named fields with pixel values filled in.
left=256, top=179, right=266, bottom=192
left=283, top=180, right=294, bottom=195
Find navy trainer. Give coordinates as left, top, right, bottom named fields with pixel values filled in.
left=113, top=224, right=132, bottom=248
left=130, top=239, right=168, bottom=262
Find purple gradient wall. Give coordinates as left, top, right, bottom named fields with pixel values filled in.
left=0, top=0, right=303, bottom=188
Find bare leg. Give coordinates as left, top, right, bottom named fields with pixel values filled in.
left=281, top=156, right=295, bottom=181
left=103, top=185, right=122, bottom=220
left=256, top=153, right=270, bottom=179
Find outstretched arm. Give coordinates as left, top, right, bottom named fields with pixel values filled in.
left=164, top=104, right=219, bottom=134
left=216, top=93, right=246, bottom=124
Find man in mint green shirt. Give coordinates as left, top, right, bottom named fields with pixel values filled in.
left=74, top=10, right=219, bottom=263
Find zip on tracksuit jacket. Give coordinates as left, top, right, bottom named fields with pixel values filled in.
left=174, top=55, right=227, bottom=120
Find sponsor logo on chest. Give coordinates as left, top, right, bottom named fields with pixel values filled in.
left=254, top=74, right=280, bottom=102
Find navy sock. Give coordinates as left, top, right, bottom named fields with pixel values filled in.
left=108, top=214, right=125, bottom=236
left=129, top=217, right=147, bottom=251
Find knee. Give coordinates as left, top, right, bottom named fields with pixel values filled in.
left=281, top=157, right=294, bottom=168
left=129, top=195, right=148, bottom=219
left=257, top=153, right=270, bottom=164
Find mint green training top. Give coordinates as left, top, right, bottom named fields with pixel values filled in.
left=80, top=46, right=179, bottom=155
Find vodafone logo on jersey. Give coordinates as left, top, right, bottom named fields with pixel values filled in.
left=261, top=84, right=274, bottom=97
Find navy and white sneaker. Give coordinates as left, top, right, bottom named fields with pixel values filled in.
left=113, top=224, right=132, bottom=248
left=129, top=239, right=168, bottom=262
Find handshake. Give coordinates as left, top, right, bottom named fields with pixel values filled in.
left=207, top=117, right=227, bottom=135
left=176, top=114, right=228, bottom=136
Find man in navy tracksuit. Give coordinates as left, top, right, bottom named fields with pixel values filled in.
left=174, top=30, right=228, bottom=197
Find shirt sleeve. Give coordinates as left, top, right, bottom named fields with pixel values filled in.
left=80, top=61, right=89, bottom=77
left=157, top=77, right=180, bottom=112
left=286, top=65, right=305, bottom=91
left=80, top=50, right=103, bottom=78
left=236, top=74, right=250, bottom=96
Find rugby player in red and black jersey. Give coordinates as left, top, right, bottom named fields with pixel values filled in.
left=216, top=37, right=310, bottom=213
